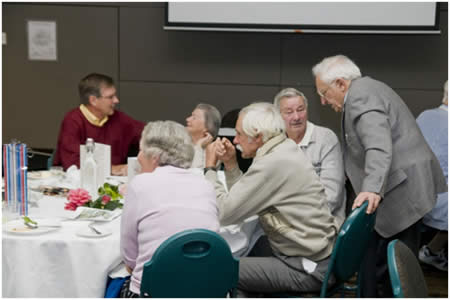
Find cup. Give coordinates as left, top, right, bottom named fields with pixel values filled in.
left=50, top=166, right=65, bottom=180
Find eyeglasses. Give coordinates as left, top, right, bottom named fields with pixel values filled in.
left=98, top=94, right=117, bottom=100
left=317, top=80, right=335, bottom=98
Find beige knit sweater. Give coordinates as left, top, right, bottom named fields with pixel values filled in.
left=205, top=134, right=339, bottom=261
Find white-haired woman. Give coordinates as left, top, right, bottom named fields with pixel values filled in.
left=120, top=120, right=219, bottom=297
left=185, top=103, right=222, bottom=168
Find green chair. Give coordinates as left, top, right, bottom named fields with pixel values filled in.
left=387, top=239, right=428, bottom=298
left=140, top=228, right=239, bottom=298
left=318, top=201, right=376, bottom=297
left=46, top=151, right=54, bottom=170
left=267, top=201, right=376, bottom=297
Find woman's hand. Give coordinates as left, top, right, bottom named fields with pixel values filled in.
left=197, top=132, right=214, bottom=149
left=125, top=265, right=133, bottom=274
left=205, top=139, right=219, bottom=168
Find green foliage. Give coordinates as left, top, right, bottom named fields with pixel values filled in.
left=98, top=183, right=123, bottom=201
left=23, top=216, right=37, bottom=225
left=83, top=182, right=123, bottom=211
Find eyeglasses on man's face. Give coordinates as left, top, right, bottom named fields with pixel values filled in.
left=98, top=93, right=117, bottom=100
left=317, top=80, right=336, bottom=98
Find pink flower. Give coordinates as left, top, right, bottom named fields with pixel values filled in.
left=65, top=188, right=91, bottom=210
left=101, top=195, right=111, bottom=205
left=64, top=202, right=78, bottom=211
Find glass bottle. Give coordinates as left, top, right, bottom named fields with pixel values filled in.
left=81, top=138, right=97, bottom=199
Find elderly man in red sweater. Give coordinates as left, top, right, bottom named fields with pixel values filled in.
left=53, top=73, right=145, bottom=175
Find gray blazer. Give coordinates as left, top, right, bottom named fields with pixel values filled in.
left=343, top=77, right=447, bottom=238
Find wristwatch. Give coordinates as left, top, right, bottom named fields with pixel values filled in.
left=203, top=167, right=218, bottom=175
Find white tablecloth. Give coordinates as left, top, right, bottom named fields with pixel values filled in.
left=2, top=170, right=263, bottom=298
left=2, top=194, right=122, bottom=298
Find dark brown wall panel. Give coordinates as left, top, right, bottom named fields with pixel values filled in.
left=3, top=4, right=118, bottom=148
left=118, top=81, right=280, bottom=126
left=119, top=7, right=281, bottom=85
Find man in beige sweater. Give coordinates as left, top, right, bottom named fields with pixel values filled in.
left=205, top=102, right=338, bottom=295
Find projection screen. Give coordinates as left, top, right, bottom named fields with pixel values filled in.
left=165, top=2, right=440, bottom=34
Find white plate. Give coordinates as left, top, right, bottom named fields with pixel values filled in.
left=28, top=171, right=53, bottom=180
left=3, top=219, right=61, bottom=235
left=76, top=226, right=112, bottom=238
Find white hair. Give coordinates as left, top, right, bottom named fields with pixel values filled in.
left=312, top=54, right=362, bottom=84
left=273, top=87, right=308, bottom=110
left=239, top=102, right=285, bottom=143
left=140, top=120, right=194, bottom=169
left=443, top=80, right=448, bottom=104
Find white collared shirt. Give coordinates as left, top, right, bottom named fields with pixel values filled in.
left=295, top=121, right=346, bottom=226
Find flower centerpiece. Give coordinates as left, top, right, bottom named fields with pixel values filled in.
left=65, top=182, right=123, bottom=211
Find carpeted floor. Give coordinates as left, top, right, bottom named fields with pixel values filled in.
left=328, top=263, right=447, bottom=298
left=421, top=262, right=448, bottom=298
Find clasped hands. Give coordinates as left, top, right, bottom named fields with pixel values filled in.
left=205, top=138, right=238, bottom=171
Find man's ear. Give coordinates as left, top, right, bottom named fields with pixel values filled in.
left=151, top=155, right=160, bottom=167
left=335, top=78, right=350, bottom=93
left=254, top=133, right=264, bottom=147
left=88, top=95, right=97, bottom=106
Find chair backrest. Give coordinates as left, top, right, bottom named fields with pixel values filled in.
left=320, top=201, right=376, bottom=297
left=387, top=239, right=428, bottom=298
left=47, top=151, right=55, bottom=170
left=140, top=228, right=239, bottom=298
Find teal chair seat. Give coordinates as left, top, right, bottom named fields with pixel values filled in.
left=140, top=228, right=239, bottom=298
left=387, top=239, right=428, bottom=298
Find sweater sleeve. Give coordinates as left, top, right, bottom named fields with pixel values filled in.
left=205, top=158, right=279, bottom=226
left=129, top=117, right=145, bottom=148
left=54, top=112, right=85, bottom=170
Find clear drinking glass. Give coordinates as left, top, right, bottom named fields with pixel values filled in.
left=50, top=166, right=65, bottom=180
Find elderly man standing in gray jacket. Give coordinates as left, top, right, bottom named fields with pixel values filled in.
left=204, top=102, right=339, bottom=296
left=312, top=54, right=447, bottom=297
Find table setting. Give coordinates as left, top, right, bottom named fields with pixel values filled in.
left=2, top=160, right=262, bottom=297
left=2, top=153, right=125, bottom=297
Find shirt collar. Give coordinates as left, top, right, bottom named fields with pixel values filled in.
left=342, top=89, right=350, bottom=112
left=79, top=104, right=109, bottom=127
left=342, top=79, right=354, bottom=111
left=255, top=134, right=286, bottom=158
left=439, top=104, right=448, bottom=111
left=298, top=121, right=314, bottom=147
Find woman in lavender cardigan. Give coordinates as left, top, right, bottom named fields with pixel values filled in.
left=120, top=120, right=220, bottom=297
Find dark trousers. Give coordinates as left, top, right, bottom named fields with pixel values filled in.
left=360, top=220, right=422, bottom=297
left=345, top=180, right=422, bottom=297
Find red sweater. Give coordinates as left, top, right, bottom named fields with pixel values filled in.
left=53, top=107, right=145, bottom=170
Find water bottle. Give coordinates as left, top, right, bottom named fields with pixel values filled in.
left=81, top=138, right=98, bottom=199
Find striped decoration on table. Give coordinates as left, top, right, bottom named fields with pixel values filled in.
left=3, top=143, right=28, bottom=216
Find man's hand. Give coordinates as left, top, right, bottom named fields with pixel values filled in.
left=111, top=164, right=128, bottom=176
left=125, top=265, right=133, bottom=274
left=216, top=138, right=238, bottom=171
left=197, top=132, right=214, bottom=149
left=352, top=191, right=381, bottom=214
